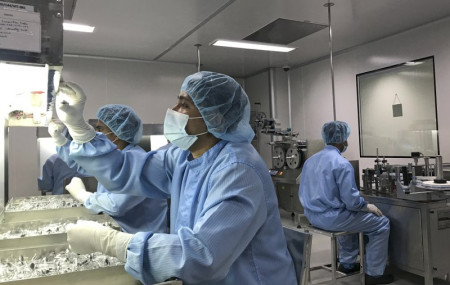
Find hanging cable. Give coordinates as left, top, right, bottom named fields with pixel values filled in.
left=195, top=44, right=202, bottom=72
left=324, top=1, right=336, bottom=121
left=283, top=66, right=292, bottom=132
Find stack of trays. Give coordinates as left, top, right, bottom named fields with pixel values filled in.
left=0, top=195, right=145, bottom=284
left=0, top=196, right=183, bottom=285
left=0, top=244, right=139, bottom=284
left=1, top=194, right=120, bottom=249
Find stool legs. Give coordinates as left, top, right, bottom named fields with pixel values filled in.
left=331, top=235, right=338, bottom=283
left=303, top=229, right=365, bottom=285
left=359, top=232, right=365, bottom=285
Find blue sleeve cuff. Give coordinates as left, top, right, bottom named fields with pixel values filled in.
left=124, top=231, right=154, bottom=284
left=84, top=197, right=103, bottom=214
left=360, top=200, right=368, bottom=210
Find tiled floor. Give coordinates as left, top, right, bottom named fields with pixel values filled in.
left=280, top=210, right=450, bottom=285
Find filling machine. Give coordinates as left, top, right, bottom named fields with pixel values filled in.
left=361, top=153, right=450, bottom=284
left=255, top=116, right=307, bottom=216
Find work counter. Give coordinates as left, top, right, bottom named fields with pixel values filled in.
left=361, top=190, right=450, bottom=285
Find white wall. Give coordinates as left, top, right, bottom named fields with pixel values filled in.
left=6, top=58, right=197, bottom=199
left=8, top=127, right=39, bottom=198
left=62, top=57, right=197, bottom=123
left=0, top=119, right=4, bottom=209
left=246, top=71, right=270, bottom=117
left=246, top=16, right=450, bottom=177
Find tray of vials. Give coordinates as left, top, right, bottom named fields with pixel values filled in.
left=0, top=243, right=139, bottom=285
left=0, top=215, right=119, bottom=250
left=3, top=195, right=96, bottom=224
left=5, top=195, right=82, bottom=212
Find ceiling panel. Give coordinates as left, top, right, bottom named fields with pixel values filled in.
left=63, top=0, right=450, bottom=78
left=159, top=0, right=331, bottom=75
left=63, top=0, right=229, bottom=59
left=243, top=18, right=327, bottom=45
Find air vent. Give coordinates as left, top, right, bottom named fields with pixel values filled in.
left=243, top=18, right=327, bottom=45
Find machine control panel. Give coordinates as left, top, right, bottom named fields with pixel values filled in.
left=269, top=169, right=284, bottom=176
left=269, top=169, right=301, bottom=185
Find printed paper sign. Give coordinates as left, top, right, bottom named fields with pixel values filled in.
left=0, top=4, right=40, bottom=53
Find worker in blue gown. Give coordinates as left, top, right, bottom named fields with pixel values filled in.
left=37, top=153, right=83, bottom=195
left=49, top=104, right=168, bottom=234
left=298, top=121, right=393, bottom=285
left=51, top=72, right=297, bottom=285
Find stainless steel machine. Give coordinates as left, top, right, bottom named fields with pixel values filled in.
left=256, top=117, right=307, bottom=215
left=361, top=153, right=450, bottom=284
left=362, top=151, right=450, bottom=201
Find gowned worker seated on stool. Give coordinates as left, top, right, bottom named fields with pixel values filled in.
left=298, top=121, right=393, bottom=285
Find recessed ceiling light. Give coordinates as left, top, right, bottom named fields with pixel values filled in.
left=404, top=61, right=423, bottom=66
left=63, top=22, right=95, bottom=33
left=211, top=39, right=295, bottom=52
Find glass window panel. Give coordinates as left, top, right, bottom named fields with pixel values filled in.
left=357, top=57, right=438, bottom=157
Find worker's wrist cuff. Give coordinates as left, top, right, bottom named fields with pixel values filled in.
left=360, top=201, right=369, bottom=211
left=53, top=135, right=67, bottom=146
left=115, top=232, right=133, bottom=262
left=67, top=123, right=96, bottom=144
left=80, top=191, right=93, bottom=204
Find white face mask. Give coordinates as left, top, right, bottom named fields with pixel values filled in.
left=163, top=108, right=207, bottom=150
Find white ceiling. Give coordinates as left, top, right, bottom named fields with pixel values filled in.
left=63, top=0, right=450, bottom=78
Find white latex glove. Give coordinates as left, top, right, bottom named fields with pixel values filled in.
left=66, top=220, right=132, bottom=262
left=364, top=203, right=383, bottom=217
left=48, top=120, right=67, bottom=146
left=65, top=177, right=92, bottom=204
left=55, top=82, right=95, bottom=143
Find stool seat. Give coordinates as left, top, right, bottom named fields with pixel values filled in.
left=302, top=224, right=359, bottom=237
left=299, top=222, right=365, bottom=285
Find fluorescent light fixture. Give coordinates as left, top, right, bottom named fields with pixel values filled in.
left=63, top=22, right=95, bottom=33
left=211, top=39, right=295, bottom=52
left=404, top=61, right=423, bottom=66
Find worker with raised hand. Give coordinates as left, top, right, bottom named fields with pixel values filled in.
left=53, top=73, right=297, bottom=285
left=49, top=102, right=167, bottom=234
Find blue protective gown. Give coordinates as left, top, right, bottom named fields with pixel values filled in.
left=63, top=134, right=297, bottom=285
left=37, top=153, right=82, bottom=195
left=298, top=145, right=390, bottom=276
left=58, top=142, right=168, bottom=234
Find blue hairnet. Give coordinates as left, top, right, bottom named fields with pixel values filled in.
left=180, top=71, right=254, bottom=143
left=96, top=104, right=143, bottom=144
left=321, top=121, right=351, bottom=144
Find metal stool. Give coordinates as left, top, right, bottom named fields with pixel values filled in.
left=299, top=221, right=365, bottom=285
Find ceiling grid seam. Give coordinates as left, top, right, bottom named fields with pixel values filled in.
left=153, top=0, right=236, bottom=61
